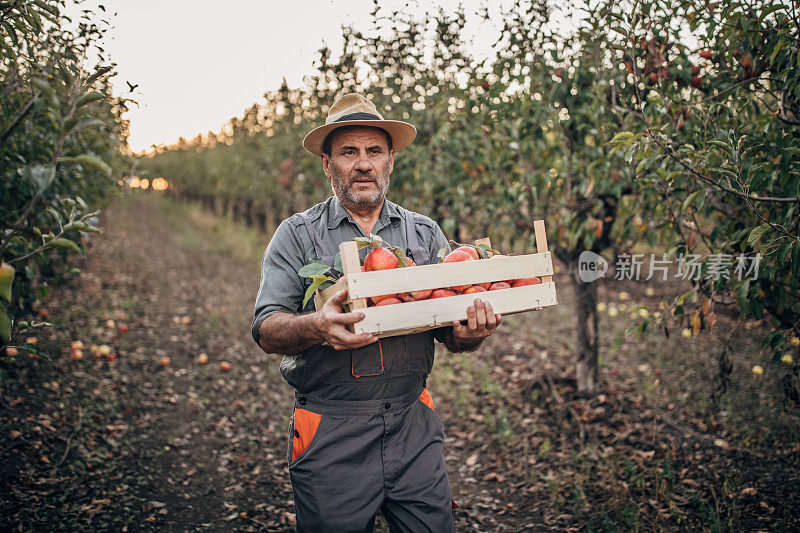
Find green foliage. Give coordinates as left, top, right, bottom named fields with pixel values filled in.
left=606, top=0, right=799, bottom=368
left=1, top=1, right=129, bottom=374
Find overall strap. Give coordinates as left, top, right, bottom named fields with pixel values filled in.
left=298, top=213, right=335, bottom=267
left=402, top=209, right=429, bottom=266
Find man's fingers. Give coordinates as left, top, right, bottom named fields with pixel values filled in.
left=330, top=332, right=377, bottom=350
left=328, top=311, right=366, bottom=325
left=466, top=304, right=477, bottom=330
left=475, top=299, right=487, bottom=330
left=484, top=302, right=497, bottom=329
left=327, top=289, right=348, bottom=305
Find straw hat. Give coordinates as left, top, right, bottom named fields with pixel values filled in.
left=302, top=93, right=416, bottom=157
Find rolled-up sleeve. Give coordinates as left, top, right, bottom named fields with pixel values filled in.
left=252, top=219, right=307, bottom=344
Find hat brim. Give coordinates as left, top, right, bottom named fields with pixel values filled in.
left=302, top=120, right=417, bottom=157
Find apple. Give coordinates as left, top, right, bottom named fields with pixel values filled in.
left=70, top=340, right=84, bottom=350
left=26, top=336, right=38, bottom=345
left=430, top=289, right=457, bottom=299
left=443, top=250, right=474, bottom=291
left=409, top=288, right=434, bottom=300
left=99, top=344, right=111, bottom=355
left=782, top=354, right=793, bottom=365
left=181, top=316, right=191, bottom=325
left=453, top=246, right=480, bottom=260
left=364, top=247, right=398, bottom=271
left=105, top=353, right=117, bottom=362
left=105, top=319, right=115, bottom=329
left=5, top=346, right=18, bottom=357
left=160, top=356, right=171, bottom=366
left=751, top=365, right=764, bottom=375
left=512, top=277, right=542, bottom=287
left=371, top=293, right=399, bottom=305
left=462, top=286, right=487, bottom=294
left=375, top=297, right=402, bottom=306
left=220, top=361, right=231, bottom=372
left=70, top=349, right=83, bottom=360
left=37, top=308, right=49, bottom=319
left=117, top=323, right=129, bottom=334
left=197, top=353, right=209, bottom=364
left=488, top=282, right=511, bottom=291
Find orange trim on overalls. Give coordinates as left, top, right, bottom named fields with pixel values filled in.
left=292, top=408, right=322, bottom=462
left=351, top=339, right=385, bottom=378
left=419, top=388, right=434, bottom=410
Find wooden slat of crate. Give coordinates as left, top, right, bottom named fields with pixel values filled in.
left=351, top=282, right=557, bottom=337
left=342, top=252, right=553, bottom=301
left=315, top=277, right=347, bottom=310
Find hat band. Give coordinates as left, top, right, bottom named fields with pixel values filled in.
left=334, top=112, right=381, bottom=122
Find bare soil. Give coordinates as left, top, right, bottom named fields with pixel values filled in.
left=1, top=192, right=798, bottom=532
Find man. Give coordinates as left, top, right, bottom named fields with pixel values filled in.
left=252, top=93, right=501, bottom=532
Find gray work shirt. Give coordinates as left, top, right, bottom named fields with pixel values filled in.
left=252, top=195, right=451, bottom=400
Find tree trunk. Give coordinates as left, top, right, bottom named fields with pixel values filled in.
left=573, top=266, right=599, bottom=395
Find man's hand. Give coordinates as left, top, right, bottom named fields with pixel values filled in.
left=452, top=298, right=501, bottom=342
left=315, top=289, right=377, bottom=350
left=439, top=298, right=501, bottom=353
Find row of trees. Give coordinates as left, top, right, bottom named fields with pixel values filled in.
left=142, top=0, right=799, bottom=398
left=1, top=0, right=130, bottom=382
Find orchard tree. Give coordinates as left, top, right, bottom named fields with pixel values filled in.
left=606, top=0, right=800, bottom=401
left=0, top=0, right=129, bottom=380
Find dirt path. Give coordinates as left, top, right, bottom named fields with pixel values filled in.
left=2, top=192, right=799, bottom=532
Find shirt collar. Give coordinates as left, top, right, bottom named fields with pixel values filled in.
left=326, top=195, right=403, bottom=232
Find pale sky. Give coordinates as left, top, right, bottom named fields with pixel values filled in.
left=65, top=0, right=523, bottom=153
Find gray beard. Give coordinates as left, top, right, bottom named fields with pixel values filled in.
left=330, top=166, right=390, bottom=209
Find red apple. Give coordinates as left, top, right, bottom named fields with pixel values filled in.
left=364, top=247, right=399, bottom=271
left=489, top=282, right=511, bottom=291
left=430, top=289, right=457, bottom=299
left=443, top=250, right=474, bottom=291
left=512, top=277, right=542, bottom=287
left=370, top=293, right=399, bottom=305
left=409, top=288, right=433, bottom=300
left=443, top=250, right=473, bottom=263
left=453, top=246, right=480, bottom=260
left=220, top=361, right=231, bottom=372
left=462, top=285, right=487, bottom=294
left=374, top=297, right=402, bottom=306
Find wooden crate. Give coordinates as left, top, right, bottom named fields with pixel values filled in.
left=314, top=220, right=557, bottom=338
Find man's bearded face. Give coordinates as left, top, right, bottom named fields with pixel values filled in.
left=324, top=127, right=393, bottom=210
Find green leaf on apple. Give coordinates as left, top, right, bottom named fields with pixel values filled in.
left=302, top=275, right=336, bottom=308
left=298, top=260, right=332, bottom=278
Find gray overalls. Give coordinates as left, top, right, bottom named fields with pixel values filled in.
left=286, top=208, right=455, bottom=532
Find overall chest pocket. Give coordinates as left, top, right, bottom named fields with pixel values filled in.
left=321, top=336, right=409, bottom=384
left=350, top=336, right=408, bottom=378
